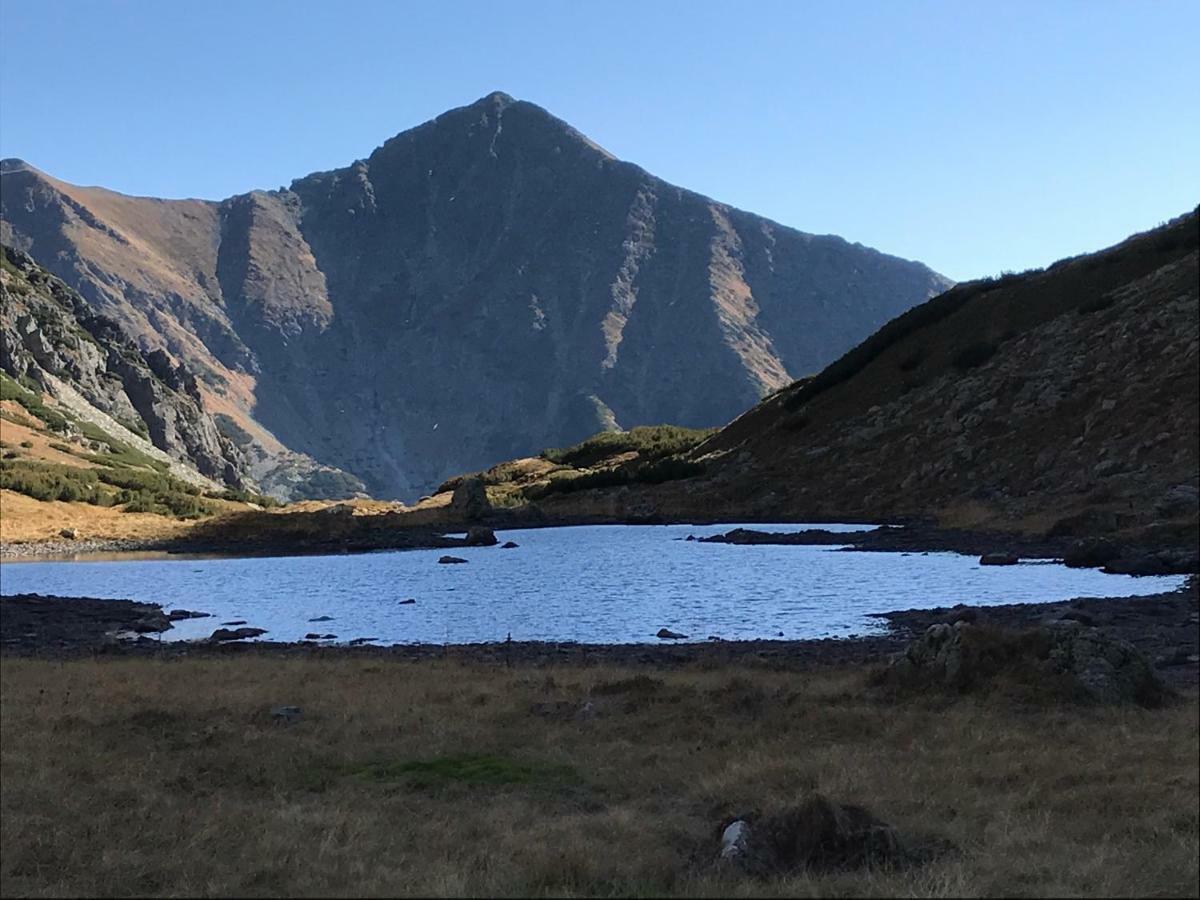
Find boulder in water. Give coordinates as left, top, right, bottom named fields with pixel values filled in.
left=465, top=526, right=498, bottom=546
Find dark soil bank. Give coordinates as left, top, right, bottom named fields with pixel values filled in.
left=3, top=579, right=1196, bottom=687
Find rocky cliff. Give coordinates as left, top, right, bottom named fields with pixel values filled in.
left=0, top=92, right=950, bottom=499
left=1, top=246, right=245, bottom=486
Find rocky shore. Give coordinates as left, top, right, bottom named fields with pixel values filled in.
left=4, top=578, right=1195, bottom=688
left=697, top=526, right=1200, bottom=576
left=0, top=538, right=164, bottom=560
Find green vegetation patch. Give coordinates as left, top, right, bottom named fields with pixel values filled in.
left=0, top=372, right=70, bottom=432
left=351, top=754, right=578, bottom=789
left=0, top=458, right=213, bottom=518
left=523, top=455, right=705, bottom=500
left=75, top=421, right=170, bottom=471
left=205, top=487, right=280, bottom=507
left=0, top=460, right=111, bottom=504
left=542, top=425, right=715, bottom=468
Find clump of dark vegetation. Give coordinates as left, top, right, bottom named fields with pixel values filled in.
left=541, top=425, right=715, bottom=468
left=524, top=455, right=705, bottom=499
left=289, top=468, right=368, bottom=501
left=213, top=413, right=254, bottom=447
left=206, top=487, right=279, bottom=507
left=0, top=372, right=70, bottom=432
left=0, top=461, right=110, bottom=504
left=0, top=458, right=214, bottom=518
left=870, top=623, right=1170, bottom=708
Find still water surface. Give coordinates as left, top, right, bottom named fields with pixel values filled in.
left=0, top=524, right=1184, bottom=644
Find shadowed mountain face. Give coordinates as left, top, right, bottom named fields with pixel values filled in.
left=515, top=212, right=1197, bottom=547
left=0, top=92, right=951, bottom=499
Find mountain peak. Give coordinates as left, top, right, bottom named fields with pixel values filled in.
left=473, top=90, right=516, bottom=108
left=1, top=158, right=35, bottom=174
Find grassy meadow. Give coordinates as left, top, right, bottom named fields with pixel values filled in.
left=1, top=654, right=1196, bottom=897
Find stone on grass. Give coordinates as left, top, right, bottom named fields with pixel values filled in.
left=718, top=793, right=904, bottom=874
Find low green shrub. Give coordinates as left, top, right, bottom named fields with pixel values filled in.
left=542, top=425, right=715, bottom=468
left=0, top=372, right=70, bottom=432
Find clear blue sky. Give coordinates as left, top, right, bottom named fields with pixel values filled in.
left=1, top=0, right=1196, bottom=282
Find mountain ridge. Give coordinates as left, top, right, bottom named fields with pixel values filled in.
left=1, top=92, right=952, bottom=499
left=460, top=209, right=1197, bottom=550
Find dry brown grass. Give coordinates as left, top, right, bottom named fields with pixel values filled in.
left=0, top=490, right=198, bottom=544
left=1, top=656, right=1196, bottom=898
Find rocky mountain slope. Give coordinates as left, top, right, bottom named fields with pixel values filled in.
left=456, top=212, right=1198, bottom=549
left=1, top=246, right=244, bottom=486
left=0, top=92, right=950, bottom=499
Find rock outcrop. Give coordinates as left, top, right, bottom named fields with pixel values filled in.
left=0, top=93, right=950, bottom=499
left=1, top=246, right=246, bottom=486
left=882, top=621, right=1169, bottom=706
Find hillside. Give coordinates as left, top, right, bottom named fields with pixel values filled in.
left=0, top=92, right=950, bottom=499
left=0, top=247, right=288, bottom=543
left=430, top=212, right=1198, bottom=551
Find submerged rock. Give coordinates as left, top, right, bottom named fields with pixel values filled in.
left=167, top=609, right=211, bottom=621
left=307, top=615, right=335, bottom=622
left=979, top=552, right=1019, bottom=566
left=209, top=626, right=267, bottom=642
left=656, top=628, right=688, bottom=640
left=500, top=541, right=519, bottom=549
left=438, top=556, right=468, bottom=565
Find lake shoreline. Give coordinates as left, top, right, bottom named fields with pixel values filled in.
left=4, top=578, right=1195, bottom=687
left=5, top=519, right=1196, bottom=580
